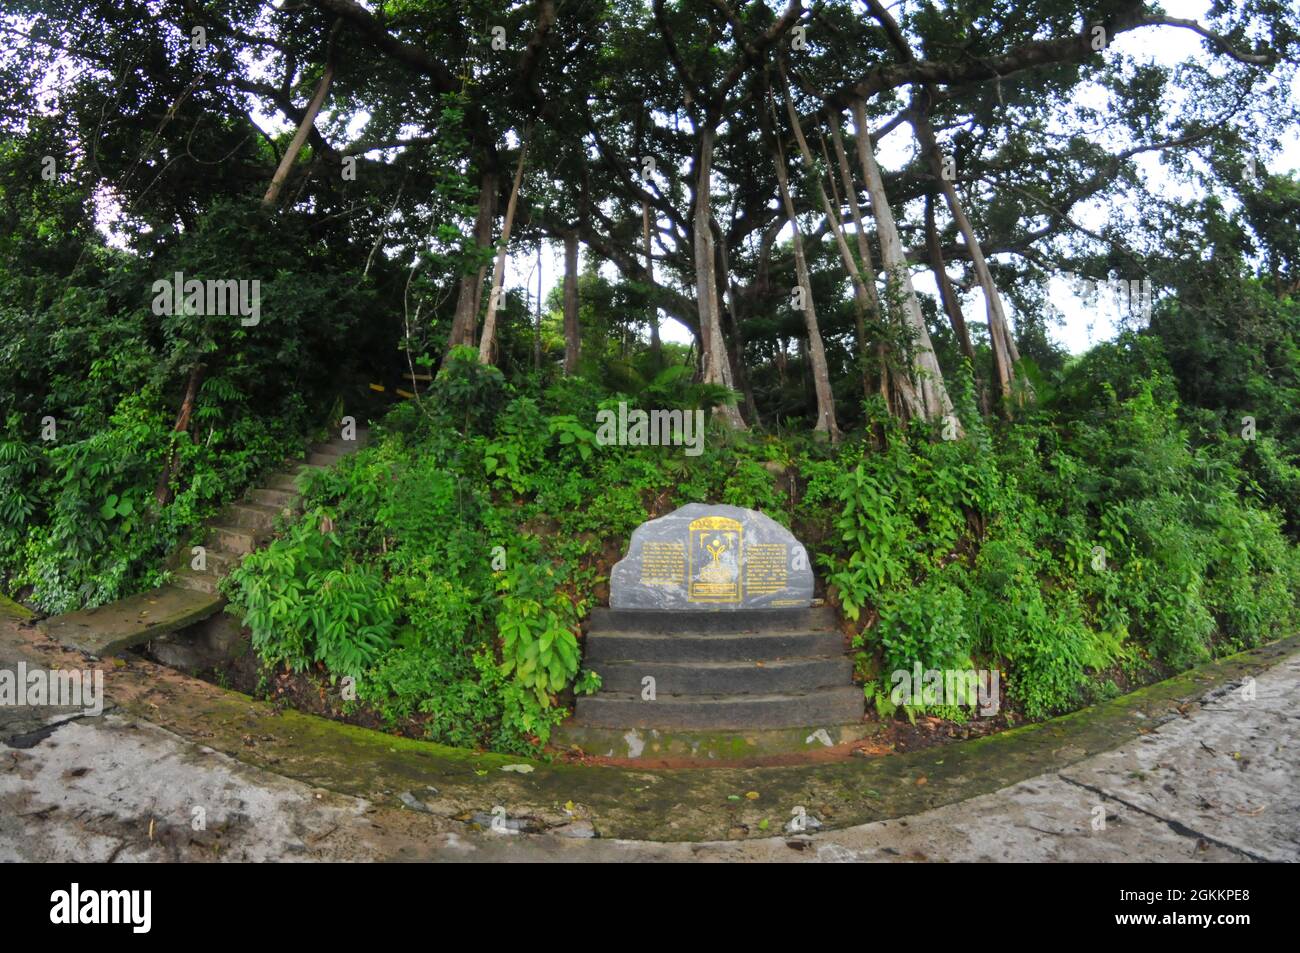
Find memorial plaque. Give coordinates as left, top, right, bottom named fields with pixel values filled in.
left=609, top=503, right=813, bottom=610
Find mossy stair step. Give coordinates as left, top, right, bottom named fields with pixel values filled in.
left=39, top=585, right=224, bottom=657
left=171, top=542, right=244, bottom=593
left=585, top=631, right=846, bottom=664
left=223, top=501, right=283, bottom=531
left=305, top=433, right=366, bottom=466
left=576, top=606, right=863, bottom=733
left=248, top=486, right=299, bottom=509
left=206, top=524, right=266, bottom=555
left=261, top=473, right=305, bottom=493
left=592, top=657, right=853, bottom=695
left=171, top=567, right=223, bottom=595
left=587, top=605, right=838, bottom=635
left=573, top=686, right=864, bottom=731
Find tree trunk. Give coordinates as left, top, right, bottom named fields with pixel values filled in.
left=779, top=67, right=868, bottom=408
left=828, top=120, right=891, bottom=407
left=533, top=239, right=543, bottom=370
left=562, top=229, right=581, bottom=375
left=643, top=198, right=662, bottom=365
left=818, top=131, right=869, bottom=398
left=262, top=63, right=335, bottom=208
left=478, top=137, right=529, bottom=364
left=693, top=124, right=747, bottom=429
left=925, top=193, right=989, bottom=417
left=852, top=99, right=956, bottom=427
left=446, top=169, right=498, bottom=356
left=925, top=194, right=972, bottom=360
left=911, top=107, right=1019, bottom=407
left=154, top=363, right=204, bottom=506
left=769, top=116, right=841, bottom=442
left=715, top=223, right=761, bottom=427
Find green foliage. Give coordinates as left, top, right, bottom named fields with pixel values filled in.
left=429, top=346, right=510, bottom=434
left=815, top=359, right=1300, bottom=720
left=496, top=564, right=582, bottom=707
left=224, top=411, right=595, bottom=753
left=225, top=513, right=399, bottom=679
left=0, top=182, right=384, bottom=610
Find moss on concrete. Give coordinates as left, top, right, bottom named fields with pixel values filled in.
left=553, top=722, right=879, bottom=760
left=0, top=593, right=33, bottom=621
left=96, top=630, right=1299, bottom=842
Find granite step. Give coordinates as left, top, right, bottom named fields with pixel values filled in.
left=588, top=606, right=838, bottom=636
left=314, top=440, right=360, bottom=457
left=584, top=630, right=845, bottom=664
left=333, top=428, right=368, bottom=450
left=248, top=487, right=298, bottom=509
left=263, top=472, right=305, bottom=492
left=39, top=585, right=224, bottom=657
left=171, top=566, right=223, bottom=595
left=223, top=501, right=283, bottom=531
left=573, top=686, right=864, bottom=730
left=591, top=657, right=853, bottom=695
left=207, top=525, right=264, bottom=555
left=201, top=548, right=242, bottom=575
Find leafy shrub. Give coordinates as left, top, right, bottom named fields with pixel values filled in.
left=814, top=369, right=1299, bottom=720
left=225, top=513, right=399, bottom=679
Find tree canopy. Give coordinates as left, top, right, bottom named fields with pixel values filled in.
left=3, top=0, right=1296, bottom=435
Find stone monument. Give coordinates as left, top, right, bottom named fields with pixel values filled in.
left=609, top=502, right=813, bottom=610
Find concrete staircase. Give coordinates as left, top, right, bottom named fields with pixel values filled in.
left=572, top=606, right=864, bottom=733
left=40, top=427, right=368, bottom=656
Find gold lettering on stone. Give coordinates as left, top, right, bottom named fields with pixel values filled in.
left=640, top=541, right=686, bottom=586
left=745, top=543, right=788, bottom=596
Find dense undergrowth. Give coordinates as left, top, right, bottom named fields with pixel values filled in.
left=222, top=341, right=1300, bottom=754
left=0, top=200, right=384, bottom=613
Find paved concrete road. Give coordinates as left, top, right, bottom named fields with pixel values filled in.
left=1, top=644, right=1295, bottom=862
